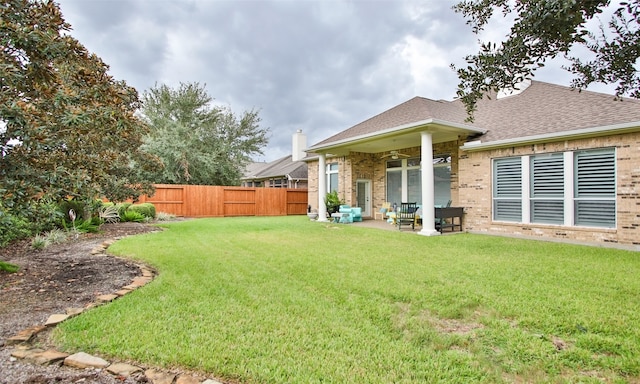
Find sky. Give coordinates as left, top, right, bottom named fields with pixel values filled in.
left=56, top=0, right=618, bottom=162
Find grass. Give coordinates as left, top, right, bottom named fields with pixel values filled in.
left=0, top=260, right=19, bottom=273
left=54, top=217, right=640, bottom=383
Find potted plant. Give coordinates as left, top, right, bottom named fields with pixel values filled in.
left=307, top=205, right=319, bottom=220
left=324, top=191, right=342, bottom=218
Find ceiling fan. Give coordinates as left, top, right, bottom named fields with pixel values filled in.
left=381, top=150, right=410, bottom=160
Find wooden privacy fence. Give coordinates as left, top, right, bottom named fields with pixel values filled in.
left=137, top=184, right=308, bottom=217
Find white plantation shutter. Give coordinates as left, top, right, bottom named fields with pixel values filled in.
left=575, top=149, right=616, bottom=227
left=493, top=157, right=522, bottom=221
left=530, top=154, right=564, bottom=224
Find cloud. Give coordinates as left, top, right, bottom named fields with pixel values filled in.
left=56, top=0, right=619, bottom=162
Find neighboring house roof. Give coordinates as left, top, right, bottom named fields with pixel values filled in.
left=309, top=81, right=640, bottom=152
left=242, top=155, right=308, bottom=181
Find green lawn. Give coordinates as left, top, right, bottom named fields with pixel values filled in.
left=54, top=217, right=640, bottom=383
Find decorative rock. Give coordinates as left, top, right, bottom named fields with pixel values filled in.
left=5, top=325, right=46, bottom=345
left=176, top=375, right=201, bottom=384
left=64, top=352, right=110, bottom=369
left=202, top=379, right=224, bottom=384
left=141, top=268, right=154, bottom=277
left=66, top=307, right=85, bottom=316
left=131, top=277, right=152, bottom=287
left=45, top=314, right=69, bottom=326
left=11, top=348, right=44, bottom=359
left=106, top=362, right=142, bottom=376
left=145, top=369, right=176, bottom=384
left=96, top=294, right=118, bottom=303
left=25, top=349, right=69, bottom=365
left=102, top=240, right=115, bottom=247
left=115, top=289, right=132, bottom=296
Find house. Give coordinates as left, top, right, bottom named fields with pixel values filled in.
left=241, top=130, right=308, bottom=189
left=304, top=80, right=640, bottom=249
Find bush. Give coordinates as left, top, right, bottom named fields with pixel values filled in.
left=73, top=218, right=101, bottom=233
left=0, top=199, right=61, bottom=248
left=45, top=228, right=68, bottom=244
left=120, top=210, right=146, bottom=223
left=116, top=202, right=132, bottom=217
left=99, top=205, right=120, bottom=223
left=0, top=212, right=32, bottom=248
left=127, top=203, right=156, bottom=219
left=31, top=234, right=49, bottom=250
left=155, top=212, right=177, bottom=221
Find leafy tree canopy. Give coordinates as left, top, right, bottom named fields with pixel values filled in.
left=0, top=0, right=160, bottom=209
left=452, top=0, right=640, bottom=118
left=139, top=82, right=269, bottom=185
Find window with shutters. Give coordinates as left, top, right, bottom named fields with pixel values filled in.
left=530, top=153, right=564, bottom=224
left=493, top=157, right=522, bottom=222
left=492, top=148, right=616, bottom=228
left=574, top=149, right=616, bottom=228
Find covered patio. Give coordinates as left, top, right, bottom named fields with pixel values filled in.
left=307, top=119, right=484, bottom=236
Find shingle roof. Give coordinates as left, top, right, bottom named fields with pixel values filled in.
left=470, top=81, right=640, bottom=143
left=313, top=96, right=468, bottom=147
left=312, top=81, right=640, bottom=148
left=242, top=155, right=308, bottom=180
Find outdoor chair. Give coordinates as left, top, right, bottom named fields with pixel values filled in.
left=396, top=202, right=417, bottom=231
left=374, top=202, right=391, bottom=220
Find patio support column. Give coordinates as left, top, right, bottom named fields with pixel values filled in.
left=418, top=131, right=440, bottom=236
left=317, top=153, right=328, bottom=222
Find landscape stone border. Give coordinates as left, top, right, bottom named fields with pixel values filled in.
left=4, top=238, right=224, bottom=384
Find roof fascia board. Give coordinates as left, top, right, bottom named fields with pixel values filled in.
left=461, top=121, right=640, bottom=151
left=307, top=119, right=486, bottom=153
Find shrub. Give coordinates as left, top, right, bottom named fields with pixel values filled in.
left=45, top=228, right=68, bottom=244
left=127, top=203, right=156, bottom=219
left=155, top=212, right=177, bottom=221
left=99, top=205, right=120, bottom=223
left=74, top=218, right=101, bottom=233
left=0, top=212, right=32, bottom=248
left=31, top=234, right=50, bottom=250
left=120, top=210, right=146, bottom=223
left=116, top=202, right=132, bottom=217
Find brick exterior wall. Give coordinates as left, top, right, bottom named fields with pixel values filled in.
left=459, top=131, right=640, bottom=248
left=307, top=132, right=639, bottom=248
left=306, top=140, right=460, bottom=218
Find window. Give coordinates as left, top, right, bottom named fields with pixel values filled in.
left=530, top=153, right=564, bottom=224
left=386, top=160, right=402, bottom=205
left=493, top=157, right=522, bottom=221
left=433, top=154, right=451, bottom=207
left=385, top=155, right=451, bottom=205
left=574, top=149, right=616, bottom=227
left=492, top=148, right=616, bottom=228
left=327, top=163, right=338, bottom=192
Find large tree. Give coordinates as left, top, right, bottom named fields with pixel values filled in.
left=139, top=82, right=269, bottom=186
left=452, top=0, right=640, bottom=117
left=0, top=0, right=159, bottom=209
